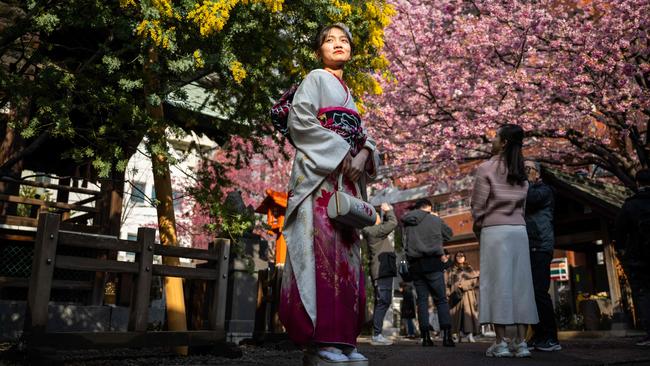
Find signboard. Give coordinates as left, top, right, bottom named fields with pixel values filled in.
left=550, top=257, right=569, bottom=281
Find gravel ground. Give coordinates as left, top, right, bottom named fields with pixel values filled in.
left=2, top=336, right=650, bottom=366
left=0, top=342, right=303, bottom=366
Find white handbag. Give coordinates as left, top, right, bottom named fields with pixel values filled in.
left=327, top=174, right=377, bottom=229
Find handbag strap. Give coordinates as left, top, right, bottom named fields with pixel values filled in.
left=335, top=174, right=342, bottom=214
left=336, top=173, right=365, bottom=215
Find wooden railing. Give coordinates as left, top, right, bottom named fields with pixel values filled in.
left=0, top=176, right=103, bottom=231
left=23, top=212, right=231, bottom=349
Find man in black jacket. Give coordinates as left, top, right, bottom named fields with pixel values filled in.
left=524, top=161, right=561, bottom=352
left=402, top=198, right=454, bottom=347
left=616, top=169, right=650, bottom=347
left=362, top=202, right=398, bottom=346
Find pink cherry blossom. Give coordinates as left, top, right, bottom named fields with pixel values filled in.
left=366, top=0, right=649, bottom=190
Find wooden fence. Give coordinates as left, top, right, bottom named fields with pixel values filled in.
left=0, top=176, right=104, bottom=232
left=23, top=212, right=230, bottom=349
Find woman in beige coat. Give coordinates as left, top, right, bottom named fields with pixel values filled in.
left=447, top=251, right=480, bottom=343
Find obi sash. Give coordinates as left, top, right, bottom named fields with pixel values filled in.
left=317, top=106, right=367, bottom=156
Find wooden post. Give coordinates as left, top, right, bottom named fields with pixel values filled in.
left=271, top=265, right=284, bottom=333
left=603, top=241, right=623, bottom=310
left=129, top=227, right=155, bottom=332
left=101, top=172, right=125, bottom=307
left=99, top=173, right=124, bottom=237
left=24, top=213, right=61, bottom=335
left=209, top=238, right=230, bottom=339
left=57, top=177, right=71, bottom=221
left=601, top=219, right=624, bottom=327
left=253, top=269, right=270, bottom=339
left=602, top=227, right=622, bottom=308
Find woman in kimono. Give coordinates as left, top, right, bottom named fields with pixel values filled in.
left=278, top=23, right=377, bottom=366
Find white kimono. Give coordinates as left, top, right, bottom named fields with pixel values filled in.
left=281, top=69, right=377, bottom=335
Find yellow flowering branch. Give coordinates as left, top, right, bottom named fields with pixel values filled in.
left=229, top=60, right=247, bottom=84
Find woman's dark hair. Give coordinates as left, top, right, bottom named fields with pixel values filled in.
left=498, top=124, right=526, bottom=185
left=636, top=169, right=650, bottom=186
left=413, top=198, right=432, bottom=210
left=313, top=23, right=353, bottom=51
left=454, top=251, right=467, bottom=266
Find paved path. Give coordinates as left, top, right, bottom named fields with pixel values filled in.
left=354, top=337, right=650, bottom=366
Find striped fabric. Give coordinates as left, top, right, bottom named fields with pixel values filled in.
left=471, top=156, right=529, bottom=228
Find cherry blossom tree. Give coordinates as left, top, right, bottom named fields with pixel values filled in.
left=183, top=135, right=292, bottom=248
left=213, top=136, right=293, bottom=207
left=366, top=0, right=649, bottom=190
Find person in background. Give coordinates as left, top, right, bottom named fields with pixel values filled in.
left=471, top=124, right=538, bottom=358
left=615, top=169, right=650, bottom=347
left=447, top=251, right=480, bottom=343
left=400, top=282, right=417, bottom=338
left=402, top=199, right=455, bottom=347
left=524, top=161, right=561, bottom=352
left=362, top=202, right=398, bottom=346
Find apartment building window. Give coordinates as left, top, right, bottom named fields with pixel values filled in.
left=172, top=190, right=182, bottom=210
left=130, top=182, right=146, bottom=204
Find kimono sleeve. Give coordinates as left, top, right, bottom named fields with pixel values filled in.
left=288, top=73, right=350, bottom=175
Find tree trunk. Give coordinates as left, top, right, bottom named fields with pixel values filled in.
left=0, top=113, right=25, bottom=215
left=143, top=47, right=188, bottom=355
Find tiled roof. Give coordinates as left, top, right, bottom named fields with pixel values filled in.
left=543, top=167, right=632, bottom=215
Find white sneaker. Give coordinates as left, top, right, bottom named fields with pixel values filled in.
left=510, top=340, right=532, bottom=358
left=635, top=336, right=650, bottom=347
left=343, top=348, right=368, bottom=366
left=485, top=341, right=513, bottom=358
left=370, top=334, right=393, bottom=346
left=303, top=347, right=349, bottom=365
left=467, top=333, right=476, bottom=343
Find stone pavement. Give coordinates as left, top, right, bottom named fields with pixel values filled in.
left=353, top=336, right=650, bottom=366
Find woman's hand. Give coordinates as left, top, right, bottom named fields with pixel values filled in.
left=341, top=148, right=370, bottom=182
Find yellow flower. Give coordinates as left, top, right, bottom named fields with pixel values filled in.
left=119, top=0, right=136, bottom=7
left=330, top=0, right=353, bottom=21
left=355, top=98, right=367, bottom=115
left=188, top=0, right=239, bottom=36
left=188, top=0, right=283, bottom=37
left=135, top=19, right=174, bottom=49
left=229, top=60, right=247, bottom=83
left=153, top=0, right=175, bottom=18
left=193, top=49, right=205, bottom=68
left=257, top=0, right=284, bottom=12
left=370, top=55, right=389, bottom=71
left=371, top=78, right=383, bottom=95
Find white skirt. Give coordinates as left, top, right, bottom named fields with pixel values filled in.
left=479, top=225, right=539, bottom=325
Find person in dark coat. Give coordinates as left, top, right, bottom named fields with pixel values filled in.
left=615, top=169, right=650, bottom=347
left=447, top=251, right=480, bottom=343
left=362, top=202, right=398, bottom=346
left=400, top=282, right=417, bottom=338
left=524, top=161, right=561, bottom=352
left=402, top=198, right=454, bottom=347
